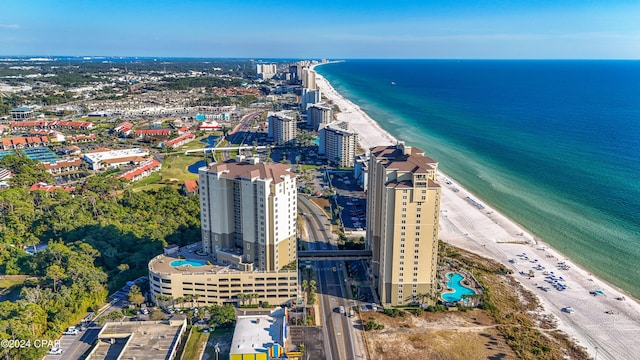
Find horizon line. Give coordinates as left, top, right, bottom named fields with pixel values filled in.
left=0, top=55, right=639, bottom=61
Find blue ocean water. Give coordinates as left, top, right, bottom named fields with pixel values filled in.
left=317, top=60, right=640, bottom=299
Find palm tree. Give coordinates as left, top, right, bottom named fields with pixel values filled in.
left=237, top=293, right=248, bottom=306
left=248, top=293, right=260, bottom=306
left=184, top=294, right=193, bottom=308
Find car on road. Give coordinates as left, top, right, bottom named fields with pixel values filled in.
left=332, top=267, right=337, bottom=272
left=562, top=307, right=575, bottom=314
left=63, top=327, right=79, bottom=335
left=339, top=306, right=345, bottom=314
left=48, top=348, right=63, bottom=355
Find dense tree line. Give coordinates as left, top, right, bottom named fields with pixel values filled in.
left=0, top=156, right=201, bottom=359
left=164, top=76, right=244, bottom=90
left=0, top=94, right=24, bottom=116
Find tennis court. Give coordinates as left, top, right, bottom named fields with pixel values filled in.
left=21, top=147, right=60, bottom=162
left=0, top=151, right=15, bottom=161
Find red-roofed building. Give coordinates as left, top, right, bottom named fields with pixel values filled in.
left=10, top=120, right=93, bottom=130
left=164, top=132, right=196, bottom=149
left=42, top=159, right=83, bottom=175
left=51, top=121, right=94, bottom=130
left=10, top=120, right=48, bottom=130
left=29, top=182, right=76, bottom=192
left=66, top=134, right=97, bottom=143
left=133, top=129, right=171, bottom=138
left=119, top=159, right=162, bottom=182
left=114, top=122, right=133, bottom=136
left=182, top=180, right=199, bottom=194
left=0, top=136, right=49, bottom=150
left=177, top=126, right=191, bottom=135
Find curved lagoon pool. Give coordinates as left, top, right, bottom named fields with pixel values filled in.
left=170, top=259, right=207, bottom=267
left=441, top=272, right=476, bottom=303
left=188, top=160, right=207, bottom=174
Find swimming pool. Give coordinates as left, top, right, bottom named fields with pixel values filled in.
left=170, top=259, right=207, bottom=267
left=441, top=272, right=476, bottom=303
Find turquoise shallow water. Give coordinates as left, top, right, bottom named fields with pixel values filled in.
left=170, top=259, right=206, bottom=267
left=317, top=60, right=640, bottom=299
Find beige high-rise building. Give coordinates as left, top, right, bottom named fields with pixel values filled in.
left=148, top=158, right=299, bottom=307
left=366, top=143, right=441, bottom=306
left=199, top=158, right=298, bottom=272
left=268, top=111, right=297, bottom=145
left=301, top=68, right=317, bottom=89
left=307, top=102, right=333, bottom=130
left=256, top=63, right=277, bottom=79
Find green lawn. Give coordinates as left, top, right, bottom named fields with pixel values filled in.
left=91, top=122, right=114, bottom=131
left=131, top=184, right=170, bottom=193
left=0, top=275, right=29, bottom=290
left=129, top=172, right=162, bottom=189
left=177, top=135, right=209, bottom=151
left=126, top=154, right=206, bottom=192
left=159, top=155, right=205, bottom=181
left=182, top=328, right=209, bottom=360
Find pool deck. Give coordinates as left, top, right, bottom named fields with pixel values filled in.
left=440, top=271, right=481, bottom=304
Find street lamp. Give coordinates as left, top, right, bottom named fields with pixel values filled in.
left=215, top=342, right=220, bottom=360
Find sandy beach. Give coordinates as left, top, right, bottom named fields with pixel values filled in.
left=314, top=66, right=640, bottom=360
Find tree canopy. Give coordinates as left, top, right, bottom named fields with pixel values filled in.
left=0, top=161, right=201, bottom=359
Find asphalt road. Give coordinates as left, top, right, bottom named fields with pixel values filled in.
left=299, top=196, right=359, bottom=360
left=42, top=327, right=100, bottom=360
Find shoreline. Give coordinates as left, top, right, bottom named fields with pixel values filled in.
left=313, top=63, right=640, bottom=360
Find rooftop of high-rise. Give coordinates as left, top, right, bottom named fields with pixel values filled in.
left=201, top=158, right=295, bottom=184
left=370, top=143, right=438, bottom=174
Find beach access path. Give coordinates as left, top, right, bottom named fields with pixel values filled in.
left=314, top=67, right=640, bottom=360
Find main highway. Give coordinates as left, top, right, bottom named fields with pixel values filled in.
left=299, top=196, right=362, bottom=360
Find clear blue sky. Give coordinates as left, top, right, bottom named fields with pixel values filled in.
left=1, top=0, right=638, bottom=59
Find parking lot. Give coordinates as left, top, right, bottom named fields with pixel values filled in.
left=288, top=326, right=325, bottom=359
left=328, top=171, right=367, bottom=231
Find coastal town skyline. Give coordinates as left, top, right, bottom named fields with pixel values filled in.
left=2, top=0, right=639, bottom=59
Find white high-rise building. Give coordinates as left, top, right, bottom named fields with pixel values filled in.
left=307, top=102, right=333, bottom=130
left=318, top=121, right=358, bottom=168
left=366, top=143, right=441, bottom=306
left=268, top=111, right=297, bottom=145
left=256, top=63, right=277, bottom=79
left=199, top=158, right=297, bottom=272
left=301, top=88, right=321, bottom=110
